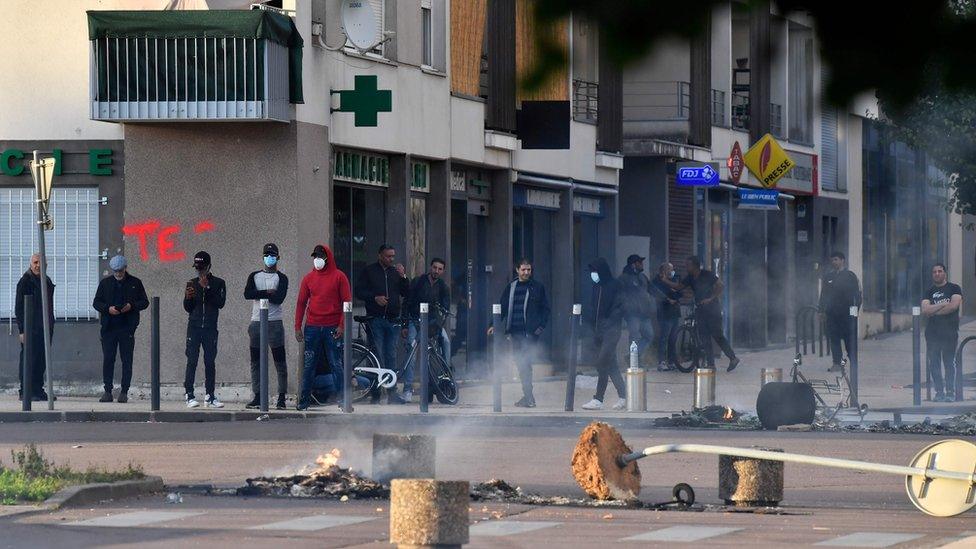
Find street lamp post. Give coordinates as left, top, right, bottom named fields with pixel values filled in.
left=29, top=150, right=55, bottom=410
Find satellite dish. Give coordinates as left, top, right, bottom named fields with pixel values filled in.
left=341, top=0, right=379, bottom=51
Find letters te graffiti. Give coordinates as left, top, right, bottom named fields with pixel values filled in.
left=122, top=220, right=215, bottom=262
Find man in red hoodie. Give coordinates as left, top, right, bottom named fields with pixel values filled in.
left=295, top=244, right=351, bottom=410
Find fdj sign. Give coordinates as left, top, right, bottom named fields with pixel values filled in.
left=0, top=148, right=113, bottom=176
left=675, top=162, right=719, bottom=186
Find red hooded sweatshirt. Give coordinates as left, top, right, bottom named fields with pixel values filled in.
left=295, top=244, right=352, bottom=332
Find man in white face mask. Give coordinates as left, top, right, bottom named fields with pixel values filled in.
left=244, top=243, right=289, bottom=410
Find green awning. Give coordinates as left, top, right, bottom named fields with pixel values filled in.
left=87, top=10, right=303, bottom=103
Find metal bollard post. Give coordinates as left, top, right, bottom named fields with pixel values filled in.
left=926, top=359, right=933, bottom=403
left=912, top=306, right=921, bottom=406
left=955, top=346, right=964, bottom=403
left=342, top=302, right=353, bottom=413
left=151, top=297, right=160, bottom=411
left=22, top=296, right=32, bottom=412
left=849, top=306, right=859, bottom=408
left=259, top=299, right=269, bottom=412
left=419, top=303, right=430, bottom=413
left=492, top=304, right=502, bottom=413
left=564, top=304, right=581, bottom=411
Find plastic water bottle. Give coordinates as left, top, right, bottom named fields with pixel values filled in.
left=629, top=341, right=639, bottom=370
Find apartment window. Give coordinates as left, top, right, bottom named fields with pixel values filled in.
left=421, top=1, right=432, bottom=67
left=788, top=24, right=814, bottom=145
left=0, top=187, right=101, bottom=321
left=345, top=0, right=386, bottom=57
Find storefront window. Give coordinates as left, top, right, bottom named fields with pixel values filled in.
left=333, top=185, right=386, bottom=297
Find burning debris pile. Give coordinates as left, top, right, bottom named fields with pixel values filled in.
left=849, top=412, right=976, bottom=436
left=471, top=479, right=636, bottom=508
left=653, top=406, right=762, bottom=429
left=238, top=449, right=389, bottom=499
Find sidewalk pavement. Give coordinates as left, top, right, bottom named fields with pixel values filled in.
left=1, top=320, right=973, bottom=425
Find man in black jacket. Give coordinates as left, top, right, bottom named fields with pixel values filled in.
left=618, top=254, right=655, bottom=363
left=819, top=251, right=861, bottom=372
left=402, top=257, right=451, bottom=401
left=243, top=243, right=289, bottom=410
left=581, top=258, right=627, bottom=411
left=355, top=244, right=410, bottom=404
left=488, top=258, right=551, bottom=407
left=183, top=251, right=227, bottom=409
left=14, top=254, right=55, bottom=401
left=92, top=255, right=148, bottom=403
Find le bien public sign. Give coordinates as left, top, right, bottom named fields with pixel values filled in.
left=1, top=148, right=114, bottom=177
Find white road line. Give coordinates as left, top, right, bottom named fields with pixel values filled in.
left=815, top=532, right=926, bottom=547
left=621, top=525, right=742, bottom=542
left=65, top=511, right=203, bottom=528
left=250, top=515, right=375, bottom=531
left=469, top=520, right=561, bottom=537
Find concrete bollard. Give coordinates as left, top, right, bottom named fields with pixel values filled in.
left=372, top=433, right=436, bottom=483
left=718, top=448, right=784, bottom=506
left=390, top=479, right=469, bottom=549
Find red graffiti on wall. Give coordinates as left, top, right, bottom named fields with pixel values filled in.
left=121, top=219, right=215, bottom=262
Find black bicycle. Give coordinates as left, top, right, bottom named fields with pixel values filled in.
left=669, top=303, right=704, bottom=373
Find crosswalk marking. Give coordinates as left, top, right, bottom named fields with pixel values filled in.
left=815, top=532, right=925, bottom=547
left=469, top=520, right=560, bottom=536
left=250, top=515, right=375, bottom=531
left=622, top=525, right=742, bottom=542
left=65, top=511, right=203, bottom=527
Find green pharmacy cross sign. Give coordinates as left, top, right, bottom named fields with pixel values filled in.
left=332, top=75, right=393, bottom=127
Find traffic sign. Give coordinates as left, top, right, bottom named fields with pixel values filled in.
left=727, top=141, right=744, bottom=184
left=743, top=134, right=795, bottom=188
left=675, top=162, right=719, bottom=187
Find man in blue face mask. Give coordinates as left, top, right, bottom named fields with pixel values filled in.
left=243, top=243, right=290, bottom=409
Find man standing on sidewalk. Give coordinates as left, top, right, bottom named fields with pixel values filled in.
left=581, top=258, right=626, bottom=411
left=244, top=243, right=289, bottom=410
left=403, top=257, right=451, bottom=401
left=921, top=263, right=963, bottom=402
left=14, top=253, right=55, bottom=401
left=819, top=252, right=861, bottom=372
left=651, top=262, right=681, bottom=371
left=295, top=244, right=351, bottom=411
left=487, top=258, right=551, bottom=408
left=92, top=255, right=148, bottom=403
left=183, top=251, right=226, bottom=409
left=617, top=254, right=654, bottom=364
left=355, top=244, right=410, bottom=405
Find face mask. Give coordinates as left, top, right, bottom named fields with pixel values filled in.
left=591, top=272, right=600, bottom=284
left=264, top=256, right=278, bottom=268
left=313, top=257, right=326, bottom=270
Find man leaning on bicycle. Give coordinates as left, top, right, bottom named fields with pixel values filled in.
left=402, top=258, right=452, bottom=402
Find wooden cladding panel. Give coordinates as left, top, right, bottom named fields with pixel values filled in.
left=515, top=0, right=568, bottom=101
left=450, top=0, right=487, bottom=97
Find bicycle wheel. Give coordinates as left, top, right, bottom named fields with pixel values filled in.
left=670, top=325, right=700, bottom=373
left=349, top=341, right=380, bottom=402
left=427, top=350, right=459, bottom=405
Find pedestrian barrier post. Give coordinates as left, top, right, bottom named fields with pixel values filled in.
left=927, top=363, right=933, bottom=403
left=912, top=306, right=921, bottom=406
left=849, top=306, right=859, bottom=408
left=151, top=296, right=160, bottom=411
left=419, top=303, right=430, bottom=413
left=953, top=337, right=976, bottom=402
left=564, top=304, right=581, bottom=411
left=22, top=296, right=32, bottom=412
left=259, top=299, right=269, bottom=413
left=342, top=302, right=353, bottom=413
left=492, top=304, right=502, bottom=413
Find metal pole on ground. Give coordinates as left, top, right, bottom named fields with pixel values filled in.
left=151, top=297, right=160, bottom=411
left=564, top=304, right=581, bottom=411
left=342, top=301, right=353, bottom=413
left=492, top=304, right=502, bottom=413
left=22, top=296, right=32, bottom=412
left=419, top=303, right=429, bottom=413
left=849, top=306, right=859, bottom=408
left=259, top=299, right=269, bottom=412
left=912, top=306, right=921, bottom=406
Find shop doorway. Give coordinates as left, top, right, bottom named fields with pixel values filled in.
left=333, top=185, right=386, bottom=297
left=513, top=206, right=554, bottom=355
left=574, top=214, right=601, bottom=304
left=450, top=199, right=490, bottom=376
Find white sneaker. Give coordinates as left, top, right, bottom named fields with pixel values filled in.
left=186, top=394, right=199, bottom=408
left=205, top=394, right=224, bottom=408
left=611, top=398, right=627, bottom=411
left=581, top=398, right=604, bottom=410
left=402, top=389, right=414, bottom=402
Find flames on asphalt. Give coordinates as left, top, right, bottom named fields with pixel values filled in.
left=238, top=448, right=389, bottom=499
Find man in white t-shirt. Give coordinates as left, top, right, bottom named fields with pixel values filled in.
left=244, top=243, right=290, bottom=409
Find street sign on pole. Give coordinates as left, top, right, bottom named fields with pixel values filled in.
left=728, top=141, right=744, bottom=184
left=675, top=162, right=720, bottom=187
left=29, top=157, right=55, bottom=231
left=743, top=133, right=795, bottom=188
left=29, top=150, right=55, bottom=409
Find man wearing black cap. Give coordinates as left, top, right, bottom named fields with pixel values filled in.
left=92, top=254, right=148, bottom=403
left=183, top=251, right=227, bottom=408
left=244, top=243, right=289, bottom=410
left=618, top=254, right=655, bottom=363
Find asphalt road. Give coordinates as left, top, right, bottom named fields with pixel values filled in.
left=1, top=420, right=973, bottom=547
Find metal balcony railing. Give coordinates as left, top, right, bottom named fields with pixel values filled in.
left=573, top=79, right=599, bottom=123
left=623, top=80, right=690, bottom=121
left=731, top=93, right=750, bottom=131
